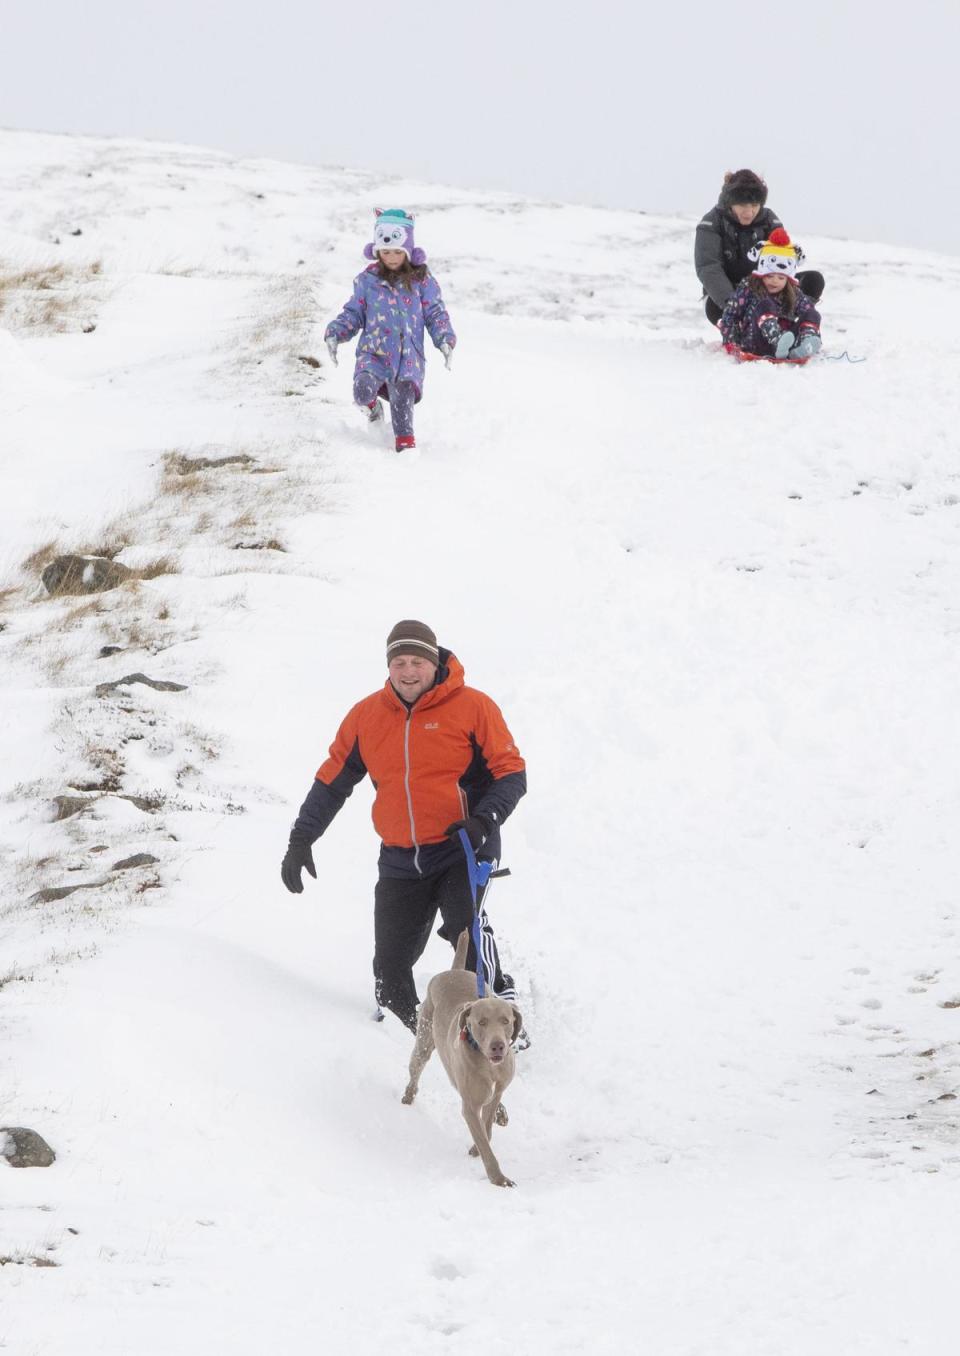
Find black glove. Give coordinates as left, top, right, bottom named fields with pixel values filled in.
left=281, top=833, right=317, bottom=894
left=444, top=814, right=493, bottom=851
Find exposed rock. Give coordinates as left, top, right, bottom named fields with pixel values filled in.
left=1, top=1127, right=56, bottom=1168
left=51, top=795, right=94, bottom=821
left=30, top=877, right=110, bottom=904
left=95, top=672, right=187, bottom=697
left=169, top=453, right=253, bottom=474
left=112, top=853, right=159, bottom=870
left=118, top=793, right=163, bottom=813
left=42, top=555, right=133, bottom=597
left=99, top=645, right=124, bottom=658
left=298, top=354, right=320, bottom=368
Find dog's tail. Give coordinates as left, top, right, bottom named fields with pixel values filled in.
left=452, top=928, right=469, bottom=971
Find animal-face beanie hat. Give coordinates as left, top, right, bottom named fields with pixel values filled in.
left=749, top=228, right=805, bottom=279
left=720, top=168, right=768, bottom=210
left=363, top=209, right=426, bottom=266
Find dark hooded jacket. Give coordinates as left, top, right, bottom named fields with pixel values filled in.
left=695, top=202, right=784, bottom=309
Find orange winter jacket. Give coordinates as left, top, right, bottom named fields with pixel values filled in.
left=295, top=652, right=526, bottom=877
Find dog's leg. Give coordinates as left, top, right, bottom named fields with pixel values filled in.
left=401, top=998, right=435, bottom=1105
left=461, top=1100, right=515, bottom=1188
left=483, top=1099, right=498, bottom=1144
left=470, top=1096, right=499, bottom=1159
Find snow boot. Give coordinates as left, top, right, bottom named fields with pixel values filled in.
left=498, top=972, right=531, bottom=1050
left=365, top=398, right=384, bottom=422
left=395, top=435, right=416, bottom=453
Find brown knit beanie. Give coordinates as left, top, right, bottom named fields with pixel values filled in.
left=386, top=619, right=439, bottom=665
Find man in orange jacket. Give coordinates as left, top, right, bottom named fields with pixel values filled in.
left=281, top=619, right=527, bottom=1033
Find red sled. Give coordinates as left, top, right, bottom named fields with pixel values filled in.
left=723, top=342, right=810, bottom=366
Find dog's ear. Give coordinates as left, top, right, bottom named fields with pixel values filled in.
left=510, top=1006, right=524, bottom=1044
left=458, top=1004, right=473, bottom=1032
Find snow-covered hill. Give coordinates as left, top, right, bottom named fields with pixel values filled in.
left=1, top=129, right=959, bottom=1355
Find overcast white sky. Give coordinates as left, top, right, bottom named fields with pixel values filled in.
left=2, top=0, right=956, bottom=255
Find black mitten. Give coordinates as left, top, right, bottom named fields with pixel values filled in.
left=444, top=815, right=493, bottom=850
left=281, top=833, right=317, bottom=894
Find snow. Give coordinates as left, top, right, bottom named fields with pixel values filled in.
left=2, top=128, right=959, bottom=1353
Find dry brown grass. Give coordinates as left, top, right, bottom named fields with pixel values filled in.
left=233, top=538, right=286, bottom=553
left=0, top=260, right=102, bottom=332
left=41, top=648, right=72, bottom=680
left=136, top=556, right=177, bottom=581
left=0, top=1254, right=60, bottom=1268
left=159, top=449, right=258, bottom=503
left=75, top=741, right=125, bottom=790
left=21, top=539, right=59, bottom=575
left=106, top=616, right=151, bottom=650
left=57, top=597, right=106, bottom=629
left=74, top=531, right=136, bottom=560
left=0, top=263, right=68, bottom=297
left=161, top=469, right=207, bottom=500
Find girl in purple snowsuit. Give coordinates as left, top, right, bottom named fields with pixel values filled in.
left=324, top=209, right=456, bottom=452
left=719, top=228, right=822, bottom=361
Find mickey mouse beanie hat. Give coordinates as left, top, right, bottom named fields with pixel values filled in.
left=386, top=620, right=439, bottom=665
left=364, top=209, right=427, bottom=266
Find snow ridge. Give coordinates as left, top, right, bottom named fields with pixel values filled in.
left=1, top=130, right=959, bottom=1355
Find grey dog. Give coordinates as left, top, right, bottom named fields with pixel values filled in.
left=402, top=930, right=523, bottom=1187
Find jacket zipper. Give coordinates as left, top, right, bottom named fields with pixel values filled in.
left=402, top=708, right=421, bottom=875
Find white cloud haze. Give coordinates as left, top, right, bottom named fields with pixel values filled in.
left=1, top=0, right=955, bottom=255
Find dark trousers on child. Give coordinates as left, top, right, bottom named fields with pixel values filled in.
left=705, top=270, right=825, bottom=326
left=354, top=370, right=416, bottom=438
left=373, top=859, right=513, bottom=1032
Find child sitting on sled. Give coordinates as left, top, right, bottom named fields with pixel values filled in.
left=324, top=209, right=456, bottom=452
left=719, top=229, right=822, bottom=362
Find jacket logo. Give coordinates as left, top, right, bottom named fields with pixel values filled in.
left=424, top=722, right=439, bottom=730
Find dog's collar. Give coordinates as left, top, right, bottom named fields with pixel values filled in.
left=460, top=1024, right=482, bottom=1052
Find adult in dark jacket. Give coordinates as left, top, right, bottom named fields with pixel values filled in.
left=695, top=169, right=824, bottom=326
left=280, top=619, right=527, bottom=1035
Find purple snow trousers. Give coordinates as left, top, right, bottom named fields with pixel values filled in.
left=354, top=371, right=416, bottom=438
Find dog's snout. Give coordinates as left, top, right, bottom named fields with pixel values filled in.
left=489, top=1039, right=506, bottom=1059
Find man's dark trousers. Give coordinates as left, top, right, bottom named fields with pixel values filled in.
left=373, top=857, right=511, bottom=1031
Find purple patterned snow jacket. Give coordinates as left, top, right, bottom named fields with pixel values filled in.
left=719, top=279, right=821, bottom=357
left=324, top=265, right=456, bottom=400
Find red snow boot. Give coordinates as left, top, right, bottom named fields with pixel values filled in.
left=395, top=435, right=416, bottom=452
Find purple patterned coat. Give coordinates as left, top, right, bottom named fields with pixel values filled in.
left=719, top=279, right=821, bottom=357
left=324, top=266, right=456, bottom=399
